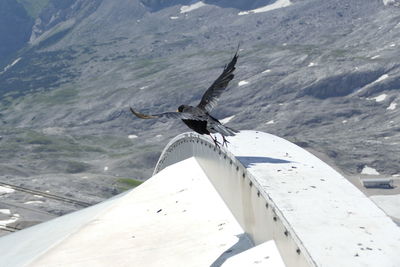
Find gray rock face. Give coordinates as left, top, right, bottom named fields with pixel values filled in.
left=0, top=0, right=400, bottom=229
left=0, top=0, right=33, bottom=65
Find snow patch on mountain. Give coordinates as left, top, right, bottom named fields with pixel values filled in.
left=0, top=57, right=21, bottom=74
left=383, top=0, right=400, bottom=6
left=368, top=93, right=387, bottom=102
left=0, top=186, right=15, bottom=194
left=374, top=74, right=389, bottom=83
left=358, top=74, right=389, bottom=93
left=361, top=165, right=380, bottom=175
left=0, top=213, right=20, bottom=227
left=238, top=0, right=292, bottom=15
left=180, top=2, right=206, bottom=13
left=24, top=201, right=44, bottom=205
left=238, top=80, right=249, bottom=86
left=387, top=102, right=397, bottom=110
left=0, top=209, right=11, bottom=215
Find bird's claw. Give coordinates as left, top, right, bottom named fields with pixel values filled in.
left=209, top=134, right=221, bottom=148
left=209, top=134, right=230, bottom=148
left=222, top=136, right=230, bottom=147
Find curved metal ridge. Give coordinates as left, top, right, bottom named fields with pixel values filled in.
left=154, top=132, right=315, bottom=267
left=154, top=131, right=400, bottom=267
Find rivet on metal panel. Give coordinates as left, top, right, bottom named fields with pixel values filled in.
left=242, top=173, right=245, bottom=178
left=224, top=155, right=227, bottom=159
left=284, top=230, right=289, bottom=236
left=257, top=191, right=260, bottom=197
left=236, top=166, right=239, bottom=171
left=265, top=203, right=269, bottom=209
left=230, top=160, right=232, bottom=165
left=273, top=216, right=277, bottom=221
left=296, top=248, right=301, bottom=255
left=249, top=181, right=253, bottom=187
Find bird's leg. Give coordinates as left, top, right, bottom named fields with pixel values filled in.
left=222, top=135, right=230, bottom=147
left=209, top=134, right=221, bottom=148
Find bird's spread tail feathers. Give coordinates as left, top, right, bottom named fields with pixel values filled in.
left=210, top=124, right=238, bottom=136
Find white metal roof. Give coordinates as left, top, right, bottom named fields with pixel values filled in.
left=0, top=157, right=285, bottom=266
left=227, top=131, right=400, bottom=267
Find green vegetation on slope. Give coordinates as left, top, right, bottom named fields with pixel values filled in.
left=117, top=178, right=143, bottom=191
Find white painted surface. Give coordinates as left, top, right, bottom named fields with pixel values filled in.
left=0, top=158, right=267, bottom=266
left=225, top=131, right=400, bottom=267
left=238, top=80, right=249, bottom=86
left=221, top=115, right=235, bottom=124
left=180, top=1, right=206, bottom=13
left=154, top=131, right=400, bottom=267
left=154, top=133, right=309, bottom=267
left=170, top=16, right=179, bottom=20
left=262, top=69, right=271, bottom=73
left=361, top=165, right=380, bottom=175
left=223, top=240, right=286, bottom=267
left=371, top=55, right=380, bottom=59
left=370, top=194, right=400, bottom=220
left=308, top=62, right=316, bottom=67
left=267, top=120, right=275, bottom=124
left=238, top=0, right=292, bottom=15
left=128, top=134, right=138, bottom=139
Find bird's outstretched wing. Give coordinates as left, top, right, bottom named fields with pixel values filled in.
left=130, top=107, right=205, bottom=121
left=197, top=48, right=239, bottom=113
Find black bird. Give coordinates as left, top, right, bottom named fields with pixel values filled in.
left=130, top=49, right=239, bottom=147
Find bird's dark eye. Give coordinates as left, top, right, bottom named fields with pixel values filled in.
left=178, top=105, right=184, bottom=112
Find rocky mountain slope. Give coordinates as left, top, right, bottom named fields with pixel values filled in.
left=0, top=0, right=400, bottom=230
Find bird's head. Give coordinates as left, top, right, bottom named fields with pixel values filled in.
left=177, top=105, right=185, bottom=112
